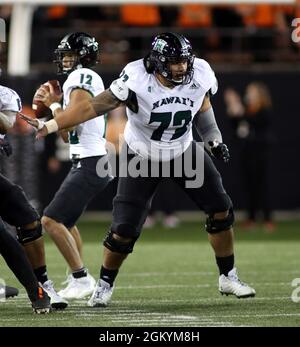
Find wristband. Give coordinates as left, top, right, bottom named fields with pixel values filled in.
left=49, top=102, right=61, bottom=114
left=44, top=119, right=59, bottom=134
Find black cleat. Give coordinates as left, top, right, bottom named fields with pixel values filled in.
left=5, top=286, right=19, bottom=298
left=30, top=287, right=51, bottom=314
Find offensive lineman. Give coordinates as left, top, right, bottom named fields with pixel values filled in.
left=22, top=33, right=256, bottom=306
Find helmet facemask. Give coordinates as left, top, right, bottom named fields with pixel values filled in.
left=158, top=54, right=195, bottom=86
left=53, top=50, right=81, bottom=75
left=147, top=33, right=195, bottom=86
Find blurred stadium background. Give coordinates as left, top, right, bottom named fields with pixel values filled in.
left=0, top=0, right=300, bottom=327
left=0, top=0, right=300, bottom=216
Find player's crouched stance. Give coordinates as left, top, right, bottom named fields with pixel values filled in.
left=22, top=33, right=256, bottom=306
left=88, top=34, right=255, bottom=306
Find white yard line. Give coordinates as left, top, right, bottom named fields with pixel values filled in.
left=1, top=306, right=298, bottom=327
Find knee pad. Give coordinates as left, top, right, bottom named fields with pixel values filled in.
left=103, top=227, right=138, bottom=254
left=205, top=208, right=234, bottom=234
left=17, top=221, right=43, bottom=244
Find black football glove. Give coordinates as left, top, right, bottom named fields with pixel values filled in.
left=0, top=136, right=13, bottom=157
left=208, top=140, right=230, bottom=163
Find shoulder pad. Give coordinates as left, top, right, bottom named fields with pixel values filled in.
left=109, top=79, right=129, bottom=102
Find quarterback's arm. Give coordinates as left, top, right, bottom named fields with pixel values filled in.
left=0, top=110, right=17, bottom=134
left=194, top=95, right=222, bottom=150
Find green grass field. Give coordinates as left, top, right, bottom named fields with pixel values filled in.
left=1, top=219, right=300, bottom=327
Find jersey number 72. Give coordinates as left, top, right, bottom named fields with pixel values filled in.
left=149, top=110, right=192, bottom=141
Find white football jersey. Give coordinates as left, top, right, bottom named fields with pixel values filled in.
left=116, top=58, right=218, bottom=160
left=63, top=68, right=107, bottom=159
left=0, top=85, right=22, bottom=126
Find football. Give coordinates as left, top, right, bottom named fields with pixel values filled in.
left=32, top=80, right=61, bottom=118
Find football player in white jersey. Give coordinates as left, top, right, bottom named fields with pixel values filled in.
left=23, top=33, right=256, bottom=306
left=33, top=33, right=112, bottom=300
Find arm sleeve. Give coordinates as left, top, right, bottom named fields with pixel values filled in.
left=194, top=106, right=222, bottom=149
